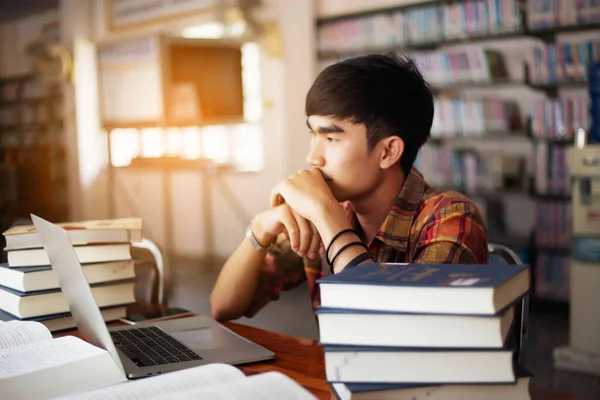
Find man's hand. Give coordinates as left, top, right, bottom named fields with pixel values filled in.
left=253, top=204, right=324, bottom=259
left=270, top=168, right=338, bottom=223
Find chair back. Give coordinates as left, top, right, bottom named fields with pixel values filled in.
left=488, top=243, right=523, bottom=265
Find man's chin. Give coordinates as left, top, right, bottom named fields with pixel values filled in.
left=327, top=182, right=347, bottom=203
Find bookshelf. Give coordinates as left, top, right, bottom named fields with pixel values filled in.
left=315, top=0, right=600, bottom=304
left=0, top=74, right=68, bottom=261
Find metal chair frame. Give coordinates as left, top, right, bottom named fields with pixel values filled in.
left=488, top=242, right=529, bottom=370
left=131, top=238, right=170, bottom=306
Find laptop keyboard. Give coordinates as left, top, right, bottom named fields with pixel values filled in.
left=110, top=326, right=202, bottom=368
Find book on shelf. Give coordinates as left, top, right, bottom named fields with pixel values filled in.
left=534, top=253, right=570, bottom=302
left=431, top=97, right=523, bottom=138
left=324, top=343, right=516, bottom=384
left=530, top=96, right=589, bottom=141
left=0, top=306, right=127, bottom=333
left=412, top=48, right=509, bottom=86
left=316, top=304, right=515, bottom=349
left=0, top=320, right=316, bottom=400
left=5, top=243, right=132, bottom=267
left=0, top=280, right=135, bottom=319
left=0, top=260, right=135, bottom=292
left=317, top=0, right=523, bottom=54
left=528, top=39, right=600, bottom=84
left=2, top=217, right=142, bottom=250
left=416, top=148, right=526, bottom=197
left=527, top=0, right=600, bottom=29
left=329, top=367, right=532, bottom=400
left=317, top=262, right=530, bottom=315
left=535, top=202, right=571, bottom=248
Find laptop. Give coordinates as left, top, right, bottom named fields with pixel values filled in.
left=31, top=214, right=274, bottom=379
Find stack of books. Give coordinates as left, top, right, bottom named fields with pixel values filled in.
left=316, top=262, right=532, bottom=400
left=0, top=218, right=142, bottom=332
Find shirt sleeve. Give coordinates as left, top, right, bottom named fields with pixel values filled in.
left=412, top=197, right=489, bottom=264
left=243, top=234, right=306, bottom=318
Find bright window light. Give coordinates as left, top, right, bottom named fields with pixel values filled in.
left=201, top=125, right=229, bottom=163
left=231, top=124, right=263, bottom=171
left=181, top=22, right=225, bottom=39
left=107, top=41, right=263, bottom=171
left=110, top=128, right=139, bottom=167
left=180, top=127, right=202, bottom=159
left=140, top=128, right=164, bottom=157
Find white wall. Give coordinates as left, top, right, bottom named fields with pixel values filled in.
left=0, top=1, right=317, bottom=258
left=92, top=0, right=316, bottom=257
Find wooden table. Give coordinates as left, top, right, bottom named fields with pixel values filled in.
left=55, top=310, right=579, bottom=400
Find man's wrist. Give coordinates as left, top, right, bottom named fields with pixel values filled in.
left=313, top=200, right=352, bottom=241
left=249, top=220, right=276, bottom=248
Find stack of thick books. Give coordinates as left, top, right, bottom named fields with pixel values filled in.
left=0, top=218, right=142, bottom=332
left=316, top=262, right=532, bottom=400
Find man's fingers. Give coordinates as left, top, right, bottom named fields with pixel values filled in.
left=292, top=210, right=312, bottom=257
left=270, top=189, right=285, bottom=208
left=279, top=206, right=300, bottom=252
left=308, top=223, right=322, bottom=260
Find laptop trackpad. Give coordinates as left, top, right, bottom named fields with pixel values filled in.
left=170, top=329, right=220, bottom=350
left=152, top=316, right=245, bottom=352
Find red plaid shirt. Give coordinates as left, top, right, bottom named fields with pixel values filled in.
left=244, top=168, right=489, bottom=317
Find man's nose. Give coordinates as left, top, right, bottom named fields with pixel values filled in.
left=306, top=142, right=325, bottom=167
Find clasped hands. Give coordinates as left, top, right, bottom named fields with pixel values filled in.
left=252, top=168, right=341, bottom=260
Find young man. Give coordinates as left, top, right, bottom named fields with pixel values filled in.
left=210, top=53, right=488, bottom=321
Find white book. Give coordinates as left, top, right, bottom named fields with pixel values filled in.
left=316, top=305, right=515, bottom=348
left=60, top=368, right=316, bottom=400
left=0, top=320, right=317, bottom=400
left=0, top=281, right=135, bottom=319
left=331, top=374, right=531, bottom=400
left=0, top=306, right=127, bottom=333
left=325, top=347, right=515, bottom=384
left=3, top=217, right=142, bottom=250
left=0, top=260, right=135, bottom=293
left=6, top=244, right=132, bottom=267
left=0, top=320, right=126, bottom=400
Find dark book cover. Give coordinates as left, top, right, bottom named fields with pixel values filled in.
left=317, top=262, right=529, bottom=289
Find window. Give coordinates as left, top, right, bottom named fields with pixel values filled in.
left=109, top=43, right=263, bottom=171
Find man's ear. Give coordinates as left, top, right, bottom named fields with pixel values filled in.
left=378, top=136, right=404, bottom=170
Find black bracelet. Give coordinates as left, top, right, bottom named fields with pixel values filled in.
left=330, top=241, right=369, bottom=271
left=325, top=228, right=357, bottom=266
left=345, top=252, right=374, bottom=269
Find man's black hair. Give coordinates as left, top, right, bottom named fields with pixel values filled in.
left=305, top=52, right=434, bottom=175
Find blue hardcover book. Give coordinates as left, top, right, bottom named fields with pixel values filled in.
left=317, top=262, right=530, bottom=315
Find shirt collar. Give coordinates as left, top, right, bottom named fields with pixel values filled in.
left=374, top=167, right=428, bottom=251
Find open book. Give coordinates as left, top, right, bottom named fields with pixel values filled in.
left=0, top=320, right=125, bottom=399
left=0, top=320, right=317, bottom=400
left=58, top=363, right=317, bottom=400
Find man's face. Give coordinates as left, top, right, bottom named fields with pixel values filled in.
left=306, top=115, right=383, bottom=202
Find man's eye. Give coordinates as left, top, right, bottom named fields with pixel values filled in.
left=327, top=136, right=337, bottom=142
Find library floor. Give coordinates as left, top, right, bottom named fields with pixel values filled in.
left=164, top=256, right=600, bottom=400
